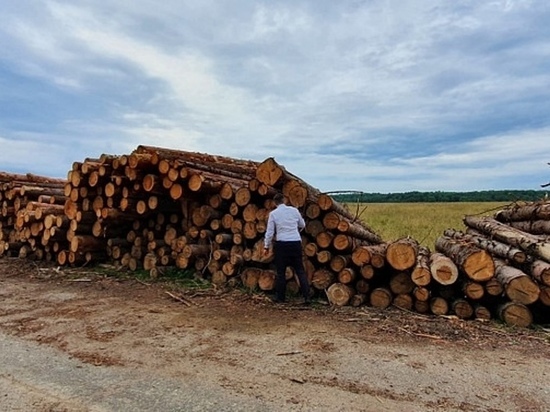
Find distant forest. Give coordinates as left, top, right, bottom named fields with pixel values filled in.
left=331, top=190, right=549, bottom=203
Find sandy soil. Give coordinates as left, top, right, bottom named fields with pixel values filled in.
left=0, top=257, right=549, bottom=412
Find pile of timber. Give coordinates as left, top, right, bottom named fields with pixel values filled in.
left=324, top=201, right=550, bottom=328
left=0, top=172, right=67, bottom=260
left=59, top=146, right=382, bottom=288
left=1, top=147, right=549, bottom=329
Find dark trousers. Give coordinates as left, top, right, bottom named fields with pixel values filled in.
left=273, top=241, right=310, bottom=302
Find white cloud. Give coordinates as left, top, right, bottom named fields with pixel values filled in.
left=0, top=0, right=549, bottom=193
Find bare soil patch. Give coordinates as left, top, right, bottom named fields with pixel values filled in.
left=0, top=258, right=549, bottom=411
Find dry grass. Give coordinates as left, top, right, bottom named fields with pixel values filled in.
left=348, top=202, right=511, bottom=249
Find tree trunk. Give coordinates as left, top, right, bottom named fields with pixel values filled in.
left=495, top=201, right=550, bottom=222
left=445, top=228, right=528, bottom=264
left=462, top=281, right=484, bottom=300
left=530, top=259, right=550, bottom=286
left=411, top=246, right=431, bottom=286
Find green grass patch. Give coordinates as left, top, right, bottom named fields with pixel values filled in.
left=351, top=202, right=510, bottom=249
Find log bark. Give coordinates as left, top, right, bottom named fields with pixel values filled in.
left=497, top=301, right=533, bottom=328
left=389, top=272, right=414, bottom=295
left=507, top=219, right=550, bottom=236
left=311, top=268, right=335, bottom=290
left=351, top=245, right=371, bottom=266
left=452, top=298, right=474, bottom=320
left=258, top=269, right=276, bottom=291
left=530, top=259, right=550, bottom=286
left=430, top=296, right=449, bottom=316
left=411, top=246, right=431, bottom=286
left=393, top=294, right=413, bottom=310
left=462, top=281, right=484, bottom=300
left=369, top=287, right=393, bottom=309
left=463, top=215, right=550, bottom=263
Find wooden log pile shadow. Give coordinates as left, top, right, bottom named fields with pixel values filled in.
left=1, top=148, right=549, bottom=328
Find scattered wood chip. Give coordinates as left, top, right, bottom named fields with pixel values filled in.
left=289, top=377, right=305, bottom=384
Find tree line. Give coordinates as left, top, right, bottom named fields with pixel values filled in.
left=331, top=190, right=549, bottom=203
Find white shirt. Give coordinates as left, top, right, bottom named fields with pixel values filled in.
left=264, top=203, right=305, bottom=248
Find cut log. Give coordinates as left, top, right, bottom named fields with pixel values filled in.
left=330, top=255, right=350, bottom=273
left=494, top=258, right=540, bottom=305
left=429, top=252, right=459, bottom=286
left=386, top=238, right=419, bottom=271
left=360, top=265, right=375, bottom=280
left=326, top=283, right=355, bottom=306
left=497, top=301, right=533, bottom=328
left=463, top=215, right=550, bottom=263
left=413, top=286, right=430, bottom=302
left=337, top=268, right=356, bottom=284
left=435, top=236, right=494, bottom=282
left=355, top=279, right=370, bottom=294
left=484, top=277, right=504, bottom=297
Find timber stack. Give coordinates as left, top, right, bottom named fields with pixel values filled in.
left=0, top=172, right=67, bottom=260
left=0, top=146, right=549, bottom=329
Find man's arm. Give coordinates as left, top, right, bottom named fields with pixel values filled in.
left=264, top=214, right=275, bottom=249
left=296, top=209, right=305, bottom=231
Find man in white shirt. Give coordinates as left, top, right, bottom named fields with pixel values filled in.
left=263, top=193, right=311, bottom=304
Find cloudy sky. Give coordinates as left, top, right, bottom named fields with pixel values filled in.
left=1, top=1, right=549, bottom=193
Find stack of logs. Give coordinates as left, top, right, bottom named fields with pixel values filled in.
left=59, top=146, right=383, bottom=289
left=1, top=146, right=549, bottom=328
left=0, top=172, right=68, bottom=261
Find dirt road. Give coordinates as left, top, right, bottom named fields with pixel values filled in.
left=0, top=258, right=549, bottom=412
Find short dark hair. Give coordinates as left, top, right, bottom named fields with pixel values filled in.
left=273, top=193, right=285, bottom=204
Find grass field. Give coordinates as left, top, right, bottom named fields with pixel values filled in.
left=350, top=202, right=511, bottom=249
